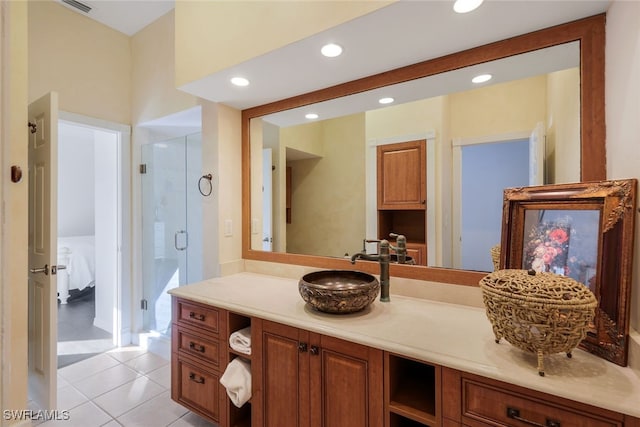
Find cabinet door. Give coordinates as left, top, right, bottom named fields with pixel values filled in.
left=406, top=242, right=426, bottom=266
left=377, top=140, right=426, bottom=210
left=309, top=333, right=383, bottom=427
left=257, top=320, right=310, bottom=427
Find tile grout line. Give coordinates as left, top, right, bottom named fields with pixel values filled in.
left=55, top=350, right=173, bottom=426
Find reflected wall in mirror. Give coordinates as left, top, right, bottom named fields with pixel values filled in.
left=242, top=15, right=606, bottom=286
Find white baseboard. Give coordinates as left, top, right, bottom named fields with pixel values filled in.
left=93, top=316, right=112, bottom=335
left=136, top=331, right=171, bottom=361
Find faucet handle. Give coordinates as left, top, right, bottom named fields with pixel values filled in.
left=365, top=238, right=381, bottom=243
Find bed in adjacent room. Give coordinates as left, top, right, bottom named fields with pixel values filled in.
left=57, top=235, right=95, bottom=304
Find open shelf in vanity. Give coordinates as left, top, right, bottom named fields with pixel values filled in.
left=386, top=353, right=439, bottom=426
left=226, top=312, right=252, bottom=427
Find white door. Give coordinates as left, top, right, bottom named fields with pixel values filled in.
left=28, top=92, right=59, bottom=409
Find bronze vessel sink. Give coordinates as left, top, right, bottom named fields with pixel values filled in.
left=298, top=270, right=379, bottom=314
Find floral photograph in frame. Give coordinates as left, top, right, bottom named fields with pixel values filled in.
left=499, top=179, right=637, bottom=366
left=522, top=210, right=600, bottom=291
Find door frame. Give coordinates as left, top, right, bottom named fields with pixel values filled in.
left=1, top=0, right=29, bottom=417
left=59, top=111, right=132, bottom=347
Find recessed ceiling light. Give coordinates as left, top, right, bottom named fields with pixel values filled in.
left=230, top=77, right=250, bottom=87
left=379, top=97, right=395, bottom=105
left=305, top=113, right=319, bottom=120
left=472, top=74, right=492, bottom=84
left=453, top=0, right=484, bottom=13
left=321, top=43, right=343, bottom=58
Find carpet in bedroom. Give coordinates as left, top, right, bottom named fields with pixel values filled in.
left=57, top=287, right=115, bottom=368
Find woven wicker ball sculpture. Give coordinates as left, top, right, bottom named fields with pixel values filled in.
left=479, top=269, right=598, bottom=376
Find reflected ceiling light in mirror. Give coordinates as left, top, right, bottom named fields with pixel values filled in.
left=230, top=77, right=250, bottom=87
left=305, top=113, right=319, bottom=120
left=472, top=73, right=492, bottom=83
left=321, top=43, right=343, bottom=58
left=453, top=0, right=484, bottom=13
left=379, top=97, right=395, bottom=105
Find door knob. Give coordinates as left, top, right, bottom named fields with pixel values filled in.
left=30, top=264, right=49, bottom=275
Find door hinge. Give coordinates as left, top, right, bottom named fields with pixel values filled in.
left=28, top=121, right=37, bottom=134
left=140, top=299, right=148, bottom=310
left=139, top=164, right=147, bottom=174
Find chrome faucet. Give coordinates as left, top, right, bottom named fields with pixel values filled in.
left=389, top=233, right=407, bottom=264
left=351, top=239, right=391, bottom=302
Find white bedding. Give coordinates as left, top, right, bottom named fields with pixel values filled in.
left=57, top=235, right=95, bottom=300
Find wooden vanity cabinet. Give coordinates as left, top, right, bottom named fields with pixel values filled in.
left=171, top=298, right=228, bottom=426
left=441, top=367, right=640, bottom=427
left=252, top=319, right=384, bottom=427
left=171, top=297, right=640, bottom=427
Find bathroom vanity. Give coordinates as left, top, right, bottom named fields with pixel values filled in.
left=169, top=272, right=640, bottom=427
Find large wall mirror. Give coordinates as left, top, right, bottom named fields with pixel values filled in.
left=242, top=14, right=605, bottom=286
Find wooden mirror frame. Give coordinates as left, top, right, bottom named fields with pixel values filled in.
left=241, top=14, right=606, bottom=286
left=499, top=179, right=637, bottom=365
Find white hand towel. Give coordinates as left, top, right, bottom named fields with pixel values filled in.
left=220, top=358, right=252, bottom=408
left=229, top=326, right=252, bottom=355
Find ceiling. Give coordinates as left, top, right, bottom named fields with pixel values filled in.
left=58, top=0, right=174, bottom=36
left=60, top=0, right=611, bottom=118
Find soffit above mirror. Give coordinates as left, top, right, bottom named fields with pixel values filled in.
left=180, top=1, right=608, bottom=110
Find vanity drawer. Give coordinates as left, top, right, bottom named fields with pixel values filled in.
left=462, top=378, right=621, bottom=427
left=173, top=325, right=220, bottom=369
left=173, top=355, right=221, bottom=423
left=174, top=298, right=220, bottom=334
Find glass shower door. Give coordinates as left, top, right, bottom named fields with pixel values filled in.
left=141, top=134, right=202, bottom=335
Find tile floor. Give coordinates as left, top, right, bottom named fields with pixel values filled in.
left=30, top=347, right=217, bottom=427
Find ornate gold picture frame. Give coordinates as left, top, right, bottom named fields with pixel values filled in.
left=500, top=179, right=637, bottom=366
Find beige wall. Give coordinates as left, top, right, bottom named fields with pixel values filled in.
left=131, top=10, right=198, bottom=125
left=281, top=120, right=324, bottom=157
left=366, top=97, right=445, bottom=140
left=1, top=0, right=29, bottom=422
left=131, top=7, right=244, bottom=279
left=606, top=0, right=640, bottom=333
left=449, top=75, right=547, bottom=138
left=174, top=1, right=392, bottom=86
left=546, top=68, right=580, bottom=184
left=28, top=0, right=130, bottom=124
left=208, top=103, right=243, bottom=275
left=286, top=114, right=366, bottom=257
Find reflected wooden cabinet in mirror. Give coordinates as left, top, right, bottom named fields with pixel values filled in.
left=242, top=14, right=606, bottom=287
left=377, top=140, right=427, bottom=266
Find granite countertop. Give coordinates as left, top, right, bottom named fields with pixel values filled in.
left=168, top=272, right=640, bottom=418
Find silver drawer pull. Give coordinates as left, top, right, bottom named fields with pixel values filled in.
left=507, top=407, right=561, bottom=427
left=189, top=342, right=205, bottom=353
left=189, top=311, right=205, bottom=321
left=189, top=372, right=205, bottom=384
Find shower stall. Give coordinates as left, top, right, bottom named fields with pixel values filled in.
left=140, top=133, right=203, bottom=335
